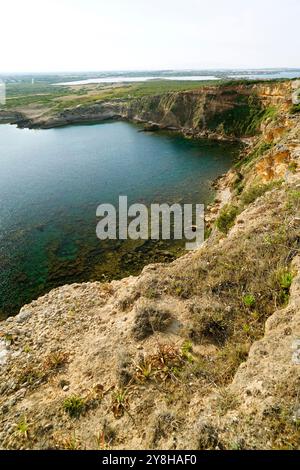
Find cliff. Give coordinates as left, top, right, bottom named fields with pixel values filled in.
left=0, top=81, right=299, bottom=450
left=1, top=81, right=293, bottom=141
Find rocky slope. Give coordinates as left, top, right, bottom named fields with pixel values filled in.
left=0, top=81, right=299, bottom=450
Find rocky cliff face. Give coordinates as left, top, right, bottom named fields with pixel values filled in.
left=0, top=84, right=299, bottom=450
left=2, top=81, right=293, bottom=141
left=118, top=82, right=292, bottom=139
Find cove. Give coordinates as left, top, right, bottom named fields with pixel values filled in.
left=0, top=121, right=240, bottom=317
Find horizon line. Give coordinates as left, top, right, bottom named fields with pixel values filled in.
left=1, top=67, right=300, bottom=75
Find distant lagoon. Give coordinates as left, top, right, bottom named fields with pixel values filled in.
left=56, top=76, right=219, bottom=85
left=55, top=70, right=300, bottom=86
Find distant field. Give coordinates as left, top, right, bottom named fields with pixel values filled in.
left=3, top=79, right=221, bottom=111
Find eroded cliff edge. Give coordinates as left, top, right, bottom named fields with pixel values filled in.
left=0, top=81, right=299, bottom=450
left=0, top=80, right=295, bottom=141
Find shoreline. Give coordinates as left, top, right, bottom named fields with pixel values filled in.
left=0, top=112, right=244, bottom=144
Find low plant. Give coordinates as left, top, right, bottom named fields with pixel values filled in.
left=274, top=269, right=293, bottom=305
left=43, top=351, right=69, bottom=371
left=63, top=395, right=86, bottom=418
left=181, top=340, right=194, bottom=362
left=135, top=360, right=153, bottom=381
left=243, top=294, right=256, bottom=309
left=15, top=416, right=30, bottom=439
left=111, top=388, right=130, bottom=419
left=17, top=365, right=44, bottom=387
left=191, top=309, right=229, bottom=345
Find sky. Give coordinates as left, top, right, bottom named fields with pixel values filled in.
left=0, top=0, right=299, bottom=73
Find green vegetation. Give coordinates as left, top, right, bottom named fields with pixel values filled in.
left=134, top=181, right=299, bottom=392
left=235, top=141, right=274, bottom=168
left=231, top=172, right=244, bottom=194
left=216, top=180, right=283, bottom=235
left=286, top=189, right=300, bottom=210
left=290, top=103, right=300, bottom=114
left=111, top=388, right=130, bottom=419
left=215, top=389, right=239, bottom=416
left=63, top=395, right=86, bottom=418
left=5, top=82, right=71, bottom=109
left=240, top=180, right=282, bottom=206
left=216, top=204, right=239, bottom=233
left=274, top=269, right=293, bottom=305
left=181, top=340, right=195, bottom=363
left=17, top=365, right=44, bottom=387
left=15, top=416, right=30, bottom=439
left=243, top=294, right=256, bottom=308
left=288, top=161, right=298, bottom=173
left=4, top=79, right=216, bottom=111
left=206, top=91, right=278, bottom=137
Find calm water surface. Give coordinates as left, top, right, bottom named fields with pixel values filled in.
left=0, top=121, right=239, bottom=316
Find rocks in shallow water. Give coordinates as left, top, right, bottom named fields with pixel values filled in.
left=142, top=122, right=161, bottom=132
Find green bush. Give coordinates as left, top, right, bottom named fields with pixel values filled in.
left=216, top=205, right=239, bottom=234
left=232, top=172, right=244, bottom=195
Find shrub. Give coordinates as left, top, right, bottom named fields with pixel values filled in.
left=215, top=388, right=239, bottom=416
left=231, top=171, right=244, bottom=195
left=132, top=300, right=172, bottom=340
left=241, top=184, right=268, bottom=205
left=181, top=340, right=194, bottom=363
left=191, top=310, right=229, bottom=345
left=286, top=190, right=300, bottom=210
left=216, top=205, right=239, bottom=234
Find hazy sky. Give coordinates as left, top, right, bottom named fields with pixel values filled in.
left=1, top=0, right=299, bottom=72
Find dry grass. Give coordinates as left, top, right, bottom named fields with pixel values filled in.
left=132, top=300, right=172, bottom=340
left=137, top=182, right=299, bottom=391
left=43, top=351, right=69, bottom=371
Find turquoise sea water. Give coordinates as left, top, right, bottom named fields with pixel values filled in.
left=0, top=121, right=239, bottom=316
